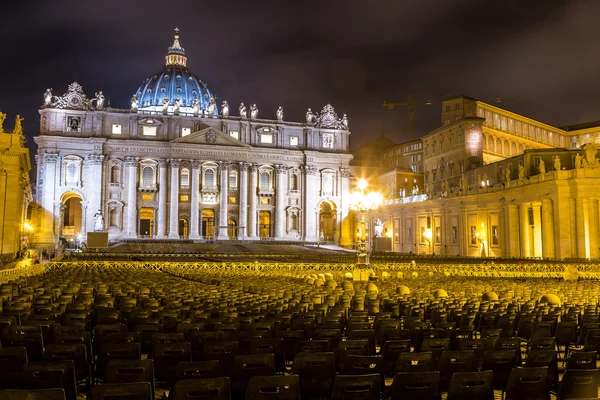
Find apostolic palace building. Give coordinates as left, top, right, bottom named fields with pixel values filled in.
left=13, top=30, right=599, bottom=261
left=32, top=31, right=354, bottom=248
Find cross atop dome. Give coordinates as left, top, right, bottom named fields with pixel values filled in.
left=166, top=28, right=187, bottom=67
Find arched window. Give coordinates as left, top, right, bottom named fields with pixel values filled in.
left=204, top=168, right=215, bottom=187
left=110, top=166, right=119, bottom=184
left=260, top=171, right=270, bottom=190
left=109, top=209, right=118, bottom=227
left=322, top=174, right=333, bottom=195
left=66, top=163, right=78, bottom=184
left=229, top=171, right=238, bottom=188
left=142, top=166, right=154, bottom=186
left=290, top=174, right=298, bottom=191
left=180, top=168, right=190, bottom=187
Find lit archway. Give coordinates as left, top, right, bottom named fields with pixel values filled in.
left=201, top=209, right=215, bottom=238
left=60, top=192, right=83, bottom=244
left=319, top=201, right=337, bottom=242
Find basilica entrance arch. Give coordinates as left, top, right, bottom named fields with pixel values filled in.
left=139, top=208, right=154, bottom=237
left=259, top=211, right=271, bottom=239
left=228, top=218, right=237, bottom=239
left=202, top=209, right=215, bottom=239
left=60, top=192, right=83, bottom=245
left=179, top=218, right=189, bottom=238
left=319, top=201, right=337, bottom=242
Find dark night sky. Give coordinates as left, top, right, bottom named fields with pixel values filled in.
left=2, top=0, right=600, bottom=153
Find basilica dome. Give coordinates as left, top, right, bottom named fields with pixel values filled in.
left=134, top=29, right=217, bottom=114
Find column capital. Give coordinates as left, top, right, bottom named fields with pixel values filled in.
left=274, top=164, right=288, bottom=174
left=218, top=161, right=230, bottom=171
left=158, top=159, right=168, bottom=168
left=43, top=153, right=59, bottom=163
left=303, top=165, right=318, bottom=175
left=239, top=162, right=251, bottom=171
left=124, top=156, right=139, bottom=167
left=170, top=158, right=182, bottom=168
left=249, top=163, right=259, bottom=172
left=339, top=167, right=351, bottom=178
left=191, top=160, right=201, bottom=169
left=86, top=154, right=105, bottom=165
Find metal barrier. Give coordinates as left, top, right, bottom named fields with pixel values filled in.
left=0, top=263, right=46, bottom=284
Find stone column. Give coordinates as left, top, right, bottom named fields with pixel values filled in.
left=274, top=164, right=287, bottom=239
left=504, top=204, right=520, bottom=258
left=156, top=160, right=168, bottom=238
left=575, top=197, right=590, bottom=258
left=189, top=160, right=201, bottom=239
left=39, top=153, right=59, bottom=246
left=532, top=203, right=542, bottom=258
left=217, top=161, right=229, bottom=240
left=589, top=199, right=599, bottom=259
left=247, top=164, right=258, bottom=239
left=339, top=168, right=352, bottom=247
left=168, top=159, right=181, bottom=239
left=85, top=155, right=104, bottom=234
left=541, top=199, right=555, bottom=259
left=124, top=156, right=138, bottom=237
left=519, top=203, right=530, bottom=258
left=303, top=165, right=318, bottom=241
left=80, top=201, right=88, bottom=238
left=238, top=162, right=249, bottom=239
left=553, top=193, right=573, bottom=259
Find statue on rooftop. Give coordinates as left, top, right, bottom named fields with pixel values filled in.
left=94, top=91, right=105, bottom=109
left=374, top=218, right=384, bottom=238
left=192, top=98, right=199, bottom=116
left=583, top=143, right=599, bottom=167
left=250, top=104, right=258, bottom=120
left=553, top=156, right=561, bottom=171
left=221, top=101, right=229, bottom=118
left=174, top=98, right=181, bottom=114
left=538, top=159, right=546, bottom=175
left=207, top=97, right=216, bottom=116
left=130, top=94, right=138, bottom=111
left=575, top=153, right=583, bottom=169
left=276, top=106, right=283, bottom=122
left=518, top=162, right=525, bottom=183
left=162, top=97, right=169, bottom=114
left=94, top=210, right=104, bottom=232
left=44, top=89, right=54, bottom=106
left=0, top=112, right=6, bottom=133
left=239, top=102, right=247, bottom=119
left=340, top=114, right=349, bottom=130
left=503, top=168, right=511, bottom=188
left=306, top=108, right=316, bottom=124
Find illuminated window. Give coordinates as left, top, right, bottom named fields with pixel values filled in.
left=229, top=130, right=239, bottom=140
left=204, top=168, right=215, bottom=187
left=290, top=174, right=298, bottom=190
left=492, top=225, right=499, bottom=245
left=180, top=168, right=190, bottom=187
left=290, top=136, right=298, bottom=146
left=142, top=193, right=153, bottom=200
left=143, top=126, right=157, bottom=136
left=142, top=166, right=154, bottom=186
left=112, top=124, right=122, bottom=134
left=229, top=171, right=238, bottom=188
left=260, top=198, right=270, bottom=205
left=66, top=116, right=81, bottom=132
left=229, top=196, right=236, bottom=203
left=181, top=127, right=191, bottom=137
left=260, top=172, right=270, bottom=190
left=180, top=195, right=189, bottom=202
left=260, top=133, right=273, bottom=143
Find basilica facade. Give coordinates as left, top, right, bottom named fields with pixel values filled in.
left=33, top=31, right=353, bottom=248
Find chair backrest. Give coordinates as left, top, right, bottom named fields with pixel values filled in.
left=439, top=350, right=475, bottom=386
left=391, top=371, right=441, bottom=400
left=231, top=354, right=276, bottom=399
left=481, top=350, right=519, bottom=390
left=88, top=382, right=152, bottom=400
left=447, top=370, right=494, bottom=400
left=246, top=375, right=300, bottom=400
left=171, top=377, right=230, bottom=400
left=249, top=338, right=285, bottom=373
left=97, top=342, right=142, bottom=382
left=340, top=355, right=385, bottom=389
left=152, top=341, right=192, bottom=385
left=43, top=344, right=88, bottom=381
left=525, top=349, right=558, bottom=388
left=3, top=333, right=45, bottom=362
left=396, top=351, right=434, bottom=374
left=175, top=361, right=222, bottom=380
left=381, top=339, right=411, bottom=375
left=105, top=359, right=155, bottom=395
left=557, top=369, right=599, bottom=400
left=22, top=361, right=77, bottom=400
left=0, top=346, right=28, bottom=388
left=505, top=366, right=549, bottom=400
left=296, top=340, right=329, bottom=353
left=290, top=352, right=335, bottom=399
left=566, top=351, right=597, bottom=370
left=0, top=389, right=66, bottom=400
left=330, top=373, right=381, bottom=400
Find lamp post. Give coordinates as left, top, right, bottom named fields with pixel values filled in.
left=423, top=228, right=432, bottom=255
left=349, top=179, right=382, bottom=267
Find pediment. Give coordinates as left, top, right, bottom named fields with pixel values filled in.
left=171, top=127, right=251, bottom=148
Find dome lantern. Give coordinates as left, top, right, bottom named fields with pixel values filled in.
left=166, top=27, right=187, bottom=67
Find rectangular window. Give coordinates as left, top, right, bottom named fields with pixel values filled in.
left=67, top=116, right=81, bottom=132
left=260, top=198, right=270, bottom=205
left=143, top=126, right=157, bottom=136
left=471, top=226, right=477, bottom=245
left=229, top=130, right=239, bottom=140
left=452, top=226, right=457, bottom=244
left=112, top=124, right=122, bottom=134
left=492, top=225, right=499, bottom=245
left=229, top=196, right=236, bottom=203
left=435, top=227, right=441, bottom=244
left=180, top=195, right=189, bottom=202
left=289, top=136, right=298, bottom=146
left=260, top=134, right=273, bottom=143
left=407, top=227, right=412, bottom=243
left=141, top=193, right=153, bottom=201
left=420, top=226, right=426, bottom=243
left=181, top=127, right=191, bottom=137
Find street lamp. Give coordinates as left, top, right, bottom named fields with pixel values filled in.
left=349, top=179, right=383, bottom=267
left=423, top=228, right=432, bottom=255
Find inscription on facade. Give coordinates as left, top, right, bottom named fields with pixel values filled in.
left=104, top=146, right=303, bottom=162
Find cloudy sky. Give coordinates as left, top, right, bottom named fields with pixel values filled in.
left=2, top=0, right=599, bottom=150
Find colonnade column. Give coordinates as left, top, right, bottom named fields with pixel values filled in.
left=217, top=162, right=229, bottom=240
left=541, top=198, right=555, bottom=259
left=247, top=164, right=258, bottom=239
left=589, top=199, right=599, bottom=259
left=80, top=201, right=88, bottom=238
left=238, top=162, right=249, bottom=239
left=274, top=164, right=287, bottom=239
left=189, top=160, right=201, bottom=240
left=575, top=197, right=590, bottom=258
left=339, top=168, right=352, bottom=247
left=531, top=203, right=542, bottom=258
left=519, top=203, right=530, bottom=257
left=504, top=204, right=520, bottom=258
left=156, top=160, right=168, bottom=238
left=303, top=165, right=318, bottom=241
left=124, top=156, right=138, bottom=237
left=168, top=159, right=181, bottom=239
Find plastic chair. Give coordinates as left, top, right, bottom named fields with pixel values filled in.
left=290, top=351, right=335, bottom=399
left=330, top=374, right=381, bottom=400
left=556, top=321, right=578, bottom=364
left=88, top=382, right=152, bottom=400
left=153, top=341, right=192, bottom=385
left=340, top=355, right=385, bottom=391
left=0, top=346, right=28, bottom=389
left=3, top=333, right=45, bottom=362
left=274, top=329, right=304, bottom=362
left=566, top=351, right=597, bottom=370
left=438, top=350, right=475, bottom=390
left=96, top=342, right=141, bottom=383
left=336, top=339, right=369, bottom=372
left=0, top=389, right=66, bottom=400
left=525, top=349, right=558, bottom=390
left=43, top=343, right=89, bottom=387
left=380, top=339, right=411, bottom=376
left=390, top=371, right=441, bottom=400
left=420, top=338, right=450, bottom=367
left=246, top=375, right=300, bottom=400
left=505, top=366, right=550, bottom=400
left=296, top=340, right=329, bottom=354
left=105, top=359, right=155, bottom=397
left=396, top=351, right=434, bottom=374
left=22, top=361, right=77, bottom=400
left=481, top=350, right=519, bottom=393
left=556, top=369, right=599, bottom=400
left=175, top=361, right=222, bottom=380
left=231, top=354, right=276, bottom=399
left=447, top=370, right=494, bottom=400
left=171, top=377, right=230, bottom=400
left=249, top=338, right=285, bottom=373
